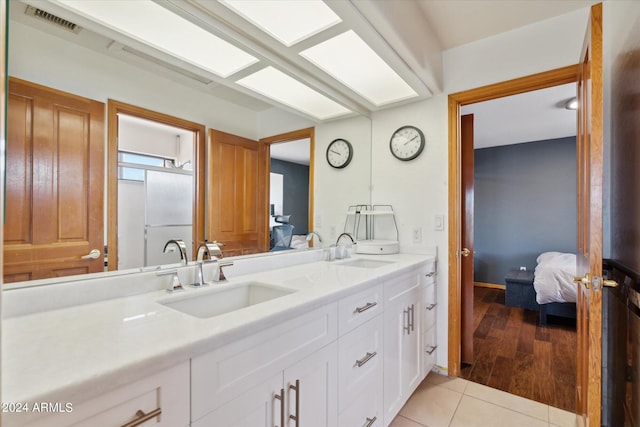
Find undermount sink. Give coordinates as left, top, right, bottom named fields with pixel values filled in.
left=337, top=259, right=396, bottom=269
left=158, top=282, right=296, bottom=319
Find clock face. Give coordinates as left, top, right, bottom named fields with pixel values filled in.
left=389, top=126, right=425, bottom=161
left=326, top=138, right=353, bottom=169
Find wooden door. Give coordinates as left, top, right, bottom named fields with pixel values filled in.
left=207, top=129, right=267, bottom=256
left=460, top=114, right=475, bottom=364
left=4, top=78, right=104, bottom=283
left=575, top=4, right=603, bottom=426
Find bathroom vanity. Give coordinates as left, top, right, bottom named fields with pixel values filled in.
left=2, top=250, right=437, bottom=427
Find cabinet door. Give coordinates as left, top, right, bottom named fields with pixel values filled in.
left=284, top=341, right=337, bottom=427
left=383, top=288, right=421, bottom=426
left=192, top=373, right=283, bottom=427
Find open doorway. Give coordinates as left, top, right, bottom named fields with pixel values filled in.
left=261, top=128, right=315, bottom=251
left=458, top=83, right=579, bottom=410
left=106, top=100, right=206, bottom=271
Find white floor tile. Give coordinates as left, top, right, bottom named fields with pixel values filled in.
left=450, top=395, right=549, bottom=427
left=399, top=382, right=463, bottom=427
left=549, top=406, right=576, bottom=427
left=426, top=371, right=470, bottom=394
left=464, top=381, right=549, bottom=422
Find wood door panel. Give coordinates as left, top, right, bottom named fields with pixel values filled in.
left=4, top=78, right=105, bottom=283
left=207, top=129, right=266, bottom=255
left=6, top=93, right=34, bottom=245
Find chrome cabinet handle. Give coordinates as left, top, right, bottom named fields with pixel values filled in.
left=426, top=345, right=438, bottom=355
left=426, top=303, right=437, bottom=311
left=120, top=408, right=161, bottom=427
left=354, top=301, right=377, bottom=313
left=274, top=388, right=285, bottom=427
left=403, top=307, right=410, bottom=334
left=355, top=351, right=377, bottom=367
left=289, top=380, right=300, bottom=426
left=409, top=304, right=415, bottom=332
left=425, top=272, right=435, bottom=277
left=365, top=416, right=377, bottom=427
left=81, top=249, right=101, bottom=259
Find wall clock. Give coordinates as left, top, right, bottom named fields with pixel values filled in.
left=389, top=125, right=425, bottom=161
left=326, top=138, right=353, bottom=169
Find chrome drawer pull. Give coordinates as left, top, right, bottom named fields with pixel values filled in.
left=120, top=408, right=161, bottom=427
left=274, top=388, right=285, bottom=427
left=365, top=416, right=377, bottom=427
left=289, top=380, right=300, bottom=427
left=426, top=345, right=437, bottom=355
left=426, top=303, right=437, bottom=311
left=354, top=301, right=377, bottom=314
left=425, top=272, right=435, bottom=277
left=355, top=351, right=377, bottom=367
left=403, top=307, right=411, bottom=334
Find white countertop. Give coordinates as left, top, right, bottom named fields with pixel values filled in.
left=2, top=252, right=433, bottom=411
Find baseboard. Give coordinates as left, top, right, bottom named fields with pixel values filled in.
left=474, top=281, right=506, bottom=290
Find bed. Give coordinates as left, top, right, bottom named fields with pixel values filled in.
left=504, top=252, right=577, bottom=325
left=533, top=252, right=577, bottom=325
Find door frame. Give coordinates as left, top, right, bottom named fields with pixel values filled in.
left=447, top=65, right=579, bottom=376
left=106, top=100, right=206, bottom=270
left=259, top=127, right=315, bottom=250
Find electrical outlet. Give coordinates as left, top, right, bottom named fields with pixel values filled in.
left=412, top=227, right=422, bottom=244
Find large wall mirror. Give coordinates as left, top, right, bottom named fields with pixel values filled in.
left=4, top=1, right=372, bottom=286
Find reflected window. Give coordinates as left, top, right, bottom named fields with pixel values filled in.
left=117, top=151, right=174, bottom=181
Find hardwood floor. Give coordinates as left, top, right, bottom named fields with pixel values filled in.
left=460, top=287, right=577, bottom=412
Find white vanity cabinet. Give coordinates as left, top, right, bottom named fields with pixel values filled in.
left=337, top=283, right=384, bottom=427
left=5, top=362, right=190, bottom=427
left=382, top=268, right=423, bottom=426
left=190, top=303, right=338, bottom=427
left=422, top=266, right=438, bottom=377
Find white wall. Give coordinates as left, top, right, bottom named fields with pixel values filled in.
left=313, top=115, right=372, bottom=244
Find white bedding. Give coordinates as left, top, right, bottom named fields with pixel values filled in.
left=533, top=252, right=577, bottom=304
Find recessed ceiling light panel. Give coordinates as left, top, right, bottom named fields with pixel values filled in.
left=54, top=0, right=258, bottom=77
left=236, top=66, right=351, bottom=120
left=219, top=0, right=342, bottom=47
left=301, top=30, right=418, bottom=106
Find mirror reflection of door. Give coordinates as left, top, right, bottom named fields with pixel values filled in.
left=116, top=114, right=195, bottom=269
left=269, top=138, right=311, bottom=251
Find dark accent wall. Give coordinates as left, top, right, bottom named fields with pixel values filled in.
left=271, top=158, right=309, bottom=235
left=474, top=137, right=577, bottom=285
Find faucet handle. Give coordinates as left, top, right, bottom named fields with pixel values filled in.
left=213, top=260, right=234, bottom=282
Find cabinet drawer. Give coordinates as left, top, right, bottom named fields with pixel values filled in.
left=6, top=363, right=190, bottom=427
left=423, top=269, right=436, bottom=286
left=384, top=269, right=421, bottom=303
left=338, top=315, right=383, bottom=411
left=422, top=282, right=436, bottom=331
left=338, top=375, right=382, bottom=427
left=338, top=284, right=383, bottom=335
left=423, top=325, right=437, bottom=375
left=191, top=303, right=337, bottom=419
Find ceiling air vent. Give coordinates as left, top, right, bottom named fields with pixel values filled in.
left=25, top=5, right=82, bottom=34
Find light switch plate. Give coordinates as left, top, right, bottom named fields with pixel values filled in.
left=434, top=214, right=444, bottom=231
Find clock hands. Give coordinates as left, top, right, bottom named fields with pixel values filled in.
left=403, top=135, right=418, bottom=146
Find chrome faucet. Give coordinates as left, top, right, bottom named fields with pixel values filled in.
left=335, top=232, right=355, bottom=259
left=197, top=241, right=233, bottom=282
left=163, top=239, right=188, bottom=266
left=197, top=241, right=223, bottom=261
left=193, top=241, right=226, bottom=286
left=305, top=231, right=323, bottom=244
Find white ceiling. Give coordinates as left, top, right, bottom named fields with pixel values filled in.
left=462, top=83, right=577, bottom=149
left=270, top=139, right=311, bottom=166
left=416, top=0, right=600, bottom=50
left=13, top=0, right=595, bottom=149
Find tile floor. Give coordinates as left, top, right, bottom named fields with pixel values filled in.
left=390, top=372, right=576, bottom=427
